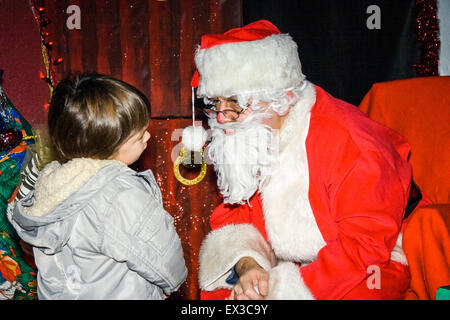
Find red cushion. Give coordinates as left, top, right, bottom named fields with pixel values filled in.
left=359, top=76, right=450, bottom=204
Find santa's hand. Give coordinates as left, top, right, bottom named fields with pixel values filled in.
left=228, top=257, right=269, bottom=300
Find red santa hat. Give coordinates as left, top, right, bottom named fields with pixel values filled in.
left=191, top=19, right=305, bottom=99
left=182, top=20, right=305, bottom=152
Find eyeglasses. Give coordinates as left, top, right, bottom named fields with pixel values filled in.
left=203, top=98, right=246, bottom=121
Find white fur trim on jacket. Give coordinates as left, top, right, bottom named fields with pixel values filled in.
left=390, top=232, right=408, bottom=266
left=261, top=82, right=326, bottom=263
left=198, top=223, right=277, bottom=291
left=194, top=33, right=305, bottom=98
left=24, top=158, right=119, bottom=217
left=265, top=261, right=314, bottom=300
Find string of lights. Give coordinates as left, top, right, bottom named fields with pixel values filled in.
left=30, top=0, right=64, bottom=108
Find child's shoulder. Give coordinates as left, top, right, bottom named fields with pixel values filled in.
left=98, top=166, right=165, bottom=230
left=108, top=165, right=160, bottom=195
left=98, top=164, right=163, bottom=207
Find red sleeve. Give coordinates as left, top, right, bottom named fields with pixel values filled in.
left=209, top=193, right=265, bottom=233
left=201, top=288, right=231, bottom=300
left=301, top=149, right=409, bottom=299
left=209, top=202, right=252, bottom=230
left=200, top=200, right=251, bottom=300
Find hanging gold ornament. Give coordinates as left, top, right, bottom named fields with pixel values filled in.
left=173, top=85, right=208, bottom=186
left=173, top=147, right=207, bottom=186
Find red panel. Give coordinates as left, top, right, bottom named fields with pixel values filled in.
left=95, top=0, right=112, bottom=75
left=148, top=0, right=181, bottom=117
left=81, top=0, right=98, bottom=73
left=66, top=0, right=83, bottom=75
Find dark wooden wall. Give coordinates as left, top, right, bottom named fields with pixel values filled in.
left=1, top=0, right=242, bottom=300
left=47, top=0, right=242, bottom=118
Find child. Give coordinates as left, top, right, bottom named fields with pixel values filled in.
left=8, top=74, right=187, bottom=299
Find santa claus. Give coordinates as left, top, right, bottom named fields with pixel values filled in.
left=190, top=20, right=430, bottom=300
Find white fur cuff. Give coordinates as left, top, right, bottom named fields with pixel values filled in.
left=198, top=223, right=277, bottom=291
left=265, top=261, right=315, bottom=300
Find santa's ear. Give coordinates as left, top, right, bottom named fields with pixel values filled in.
left=279, top=90, right=296, bottom=116
left=286, top=90, right=295, bottom=101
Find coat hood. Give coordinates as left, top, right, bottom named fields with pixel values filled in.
left=10, top=158, right=124, bottom=254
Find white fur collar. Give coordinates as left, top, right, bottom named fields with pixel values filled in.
left=260, top=82, right=326, bottom=263
left=278, top=81, right=316, bottom=148
left=24, top=158, right=120, bottom=217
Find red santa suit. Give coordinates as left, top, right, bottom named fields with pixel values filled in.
left=198, top=81, right=434, bottom=300
left=191, top=20, right=431, bottom=300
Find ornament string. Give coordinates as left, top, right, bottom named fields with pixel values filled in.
left=173, top=86, right=207, bottom=186
left=192, top=86, right=195, bottom=127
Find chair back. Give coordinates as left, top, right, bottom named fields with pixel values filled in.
left=359, top=76, right=450, bottom=204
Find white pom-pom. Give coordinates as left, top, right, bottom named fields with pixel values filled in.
left=182, top=125, right=207, bottom=151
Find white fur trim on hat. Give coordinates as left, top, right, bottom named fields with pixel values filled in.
left=194, top=34, right=305, bottom=98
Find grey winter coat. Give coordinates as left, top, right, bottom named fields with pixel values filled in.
left=8, top=158, right=187, bottom=300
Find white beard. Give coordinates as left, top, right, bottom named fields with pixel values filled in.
left=205, top=112, right=279, bottom=204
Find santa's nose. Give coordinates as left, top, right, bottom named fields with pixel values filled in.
left=217, top=112, right=227, bottom=123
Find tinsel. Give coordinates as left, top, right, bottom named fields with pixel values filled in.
left=414, top=0, right=441, bottom=76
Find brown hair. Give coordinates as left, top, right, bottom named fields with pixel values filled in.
left=48, top=73, right=150, bottom=163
